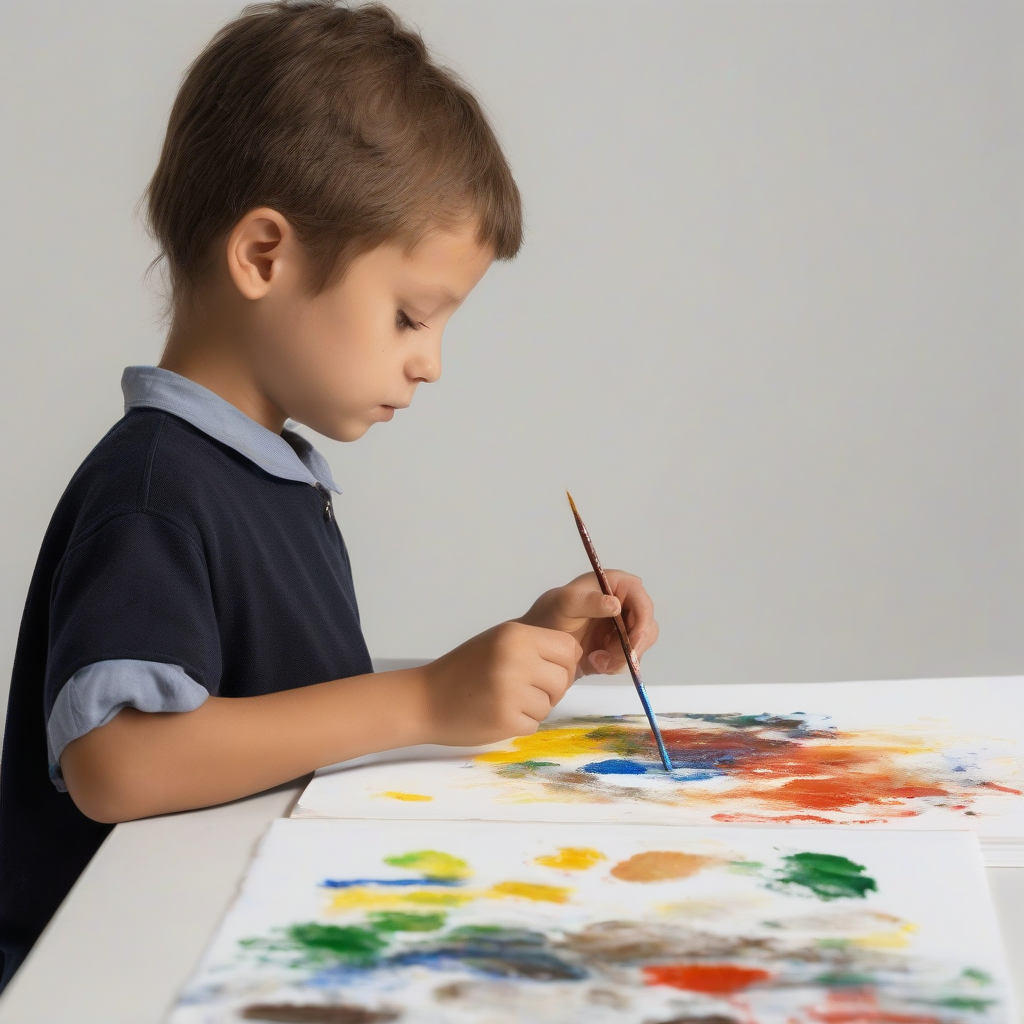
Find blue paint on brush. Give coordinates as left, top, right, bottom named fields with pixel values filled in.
left=669, top=767, right=725, bottom=782
left=580, top=758, right=649, bottom=775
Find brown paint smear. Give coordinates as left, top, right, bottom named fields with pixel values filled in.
left=242, top=1005, right=398, bottom=1023
left=611, top=851, right=716, bottom=882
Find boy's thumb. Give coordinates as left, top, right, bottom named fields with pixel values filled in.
left=589, top=592, right=620, bottom=617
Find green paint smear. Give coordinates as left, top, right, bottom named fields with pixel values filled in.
left=497, top=761, right=558, bottom=778
left=284, top=923, right=385, bottom=965
left=962, top=968, right=992, bottom=985
left=776, top=852, right=877, bottom=901
left=815, top=972, right=877, bottom=987
left=727, top=860, right=764, bottom=875
left=585, top=725, right=647, bottom=757
left=934, top=997, right=996, bottom=1011
left=367, top=911, right=446, bottom=933
left=241, top=922, right=387, bottom=967
left=383, top=850, right=469, bottom=880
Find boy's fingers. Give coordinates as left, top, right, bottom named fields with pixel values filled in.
left=630, top=620, right=659, bottom=658
left=529, top=625, right=583, bottom=680
left=589, top=621, right=658, bottom=675
left=611, top=576, right=654, bottom=626
left=604, top=571, right=657, bottom=652
left=513, top=714, right=541, bottom=737
left=593, top=646, right=627, bottom=674
left=552, top=585, right=620, bottom=624
left=530, top=657, right=575, bottom=704
left=521, top=683, right=556, bottom=722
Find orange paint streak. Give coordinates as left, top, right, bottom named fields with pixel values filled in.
left=642, top=963, right=770, bottom=995
left=713, top=812, right=843, bottom=825
left=807, top=988, right=941, bottom=1024
left=712, top=811, right=888, bottom=827
left=657, top=726, right=959, bottom=814
left=980, top=781, right=1023, bottom=796
left=610, top=851, right=716, bottom=882
left=762, top=775, right=949, bottom=812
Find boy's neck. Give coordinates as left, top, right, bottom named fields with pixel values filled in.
left=160, top=316, right=288, bottom=435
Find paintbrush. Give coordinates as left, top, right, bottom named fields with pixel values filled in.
left=566, top=491, right=673, bottom=771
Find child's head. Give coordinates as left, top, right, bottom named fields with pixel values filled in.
left=147, top=0, right=522, bottom=440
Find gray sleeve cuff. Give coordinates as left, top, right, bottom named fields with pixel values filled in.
left=47, top=659, right=209, bottom=792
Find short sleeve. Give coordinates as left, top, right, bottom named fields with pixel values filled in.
left=44, top=511, right=222, bottom=787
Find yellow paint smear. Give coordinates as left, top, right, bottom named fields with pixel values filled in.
left=383, top=850, right=470, bottom=880
left=611, top=851, right=718, bottom=882
left=852, top=922, right=918, bottom=950
left=535, top=847, right=607, bottom=871
left=377, top=791, right=433, bottom=802
left=656, top=898, right=757, bottom=920
left=475, top=728, right=600, bottom=764
left=486, top=881, right=571, bottom=904
left=328, top=888, right=475, bottom=912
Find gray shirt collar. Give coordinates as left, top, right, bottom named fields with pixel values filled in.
left=121, top=365, right=339, bottom=492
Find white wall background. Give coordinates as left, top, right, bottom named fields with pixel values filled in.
left=1, top=0, right=1022, bottom=716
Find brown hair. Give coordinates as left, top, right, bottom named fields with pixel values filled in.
left=146, top=0, right=522, bottom=317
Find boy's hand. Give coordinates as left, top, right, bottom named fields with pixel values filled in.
left=421, top=622, right=582, bottom=746
left=518, top=570, right=658, bottom=678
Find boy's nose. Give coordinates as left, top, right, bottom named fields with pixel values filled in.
left=408, top=345, right=442, bottom=384
left=416, top=359, right=441, bottom=383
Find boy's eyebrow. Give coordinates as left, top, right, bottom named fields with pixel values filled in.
left=406, top=280, right=458, bottom=300
left=427, top=287, right=462, bottom=305
left=406, top=287, right=463, bottom=315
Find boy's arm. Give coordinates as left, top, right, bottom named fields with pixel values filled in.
left=61, top=621, right=581, bottom=823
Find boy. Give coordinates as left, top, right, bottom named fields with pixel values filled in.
left=0, top=0, right=657, bottom=986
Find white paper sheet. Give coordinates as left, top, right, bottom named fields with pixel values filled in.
left=293, top=679, right=1024, bottom=865
left=168, top=819, right=1017, bottom=1024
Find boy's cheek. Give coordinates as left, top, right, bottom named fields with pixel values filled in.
left=250, top=299, right=403, bottom=438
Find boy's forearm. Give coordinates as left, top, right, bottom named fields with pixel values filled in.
left=60, top=668, right=433, bottom=823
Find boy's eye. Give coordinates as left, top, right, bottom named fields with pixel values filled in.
left=396, top=309, right=426, bottom=331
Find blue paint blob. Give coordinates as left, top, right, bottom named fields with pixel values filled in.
left=308, top=925, right=587, bottom=984
left=391, top=926, right=587, bottom=981
left=580, top=759, right=648, bottom=775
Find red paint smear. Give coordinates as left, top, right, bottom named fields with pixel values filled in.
left=807, top=988, right=941, bottom=1024
left=980, top=781, right=1023, bottom=796
left=768, top=775, right=948, bottom=812
left=642, top=963, right=770, bottom=995
left=713, top=812, right=842, bottom=824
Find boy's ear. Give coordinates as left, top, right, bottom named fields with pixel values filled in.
left=224, top=207, right=292, bottom=300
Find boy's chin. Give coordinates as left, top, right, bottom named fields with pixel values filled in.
left=322, top=417, right=375, bottom=443
left=296, top=407, right=386, bottom=443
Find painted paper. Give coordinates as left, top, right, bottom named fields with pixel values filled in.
left=168, top=820, right=1015, bottom=1023
left=293, top=680, right=1024, bottom=865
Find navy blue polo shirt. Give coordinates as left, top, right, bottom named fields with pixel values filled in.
left=0, top=366, right=372, bottom=983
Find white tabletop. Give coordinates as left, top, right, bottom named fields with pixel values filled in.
left=0, top=779, right=1020, bottom=1023
left=0, top=781, right=303, bottom=1023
